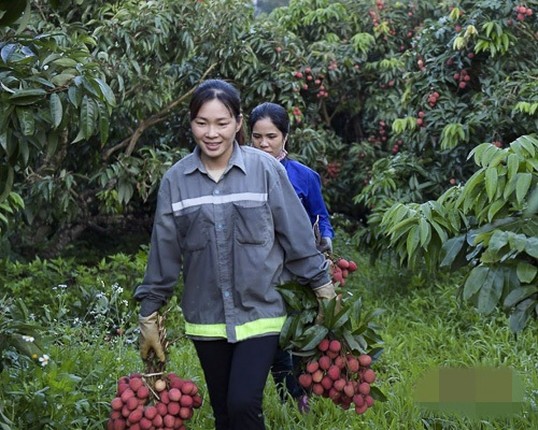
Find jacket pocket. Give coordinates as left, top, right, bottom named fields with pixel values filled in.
left=233, top=202, right=271, bottom=245
left=175, top=207, right=208, bottom=251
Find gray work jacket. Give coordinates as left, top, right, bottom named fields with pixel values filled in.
left=134, top=143, right=330, bottom=342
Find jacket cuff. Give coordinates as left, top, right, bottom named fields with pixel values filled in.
left=140, top=299, right=164, bottom=317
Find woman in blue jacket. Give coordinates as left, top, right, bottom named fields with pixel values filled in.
left=249, top=102, right=335, bottom=412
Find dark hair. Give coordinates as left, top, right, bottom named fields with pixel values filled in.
left=249, top=102, right=289, bottom=139
left=189, top=79, right=245, bottom=144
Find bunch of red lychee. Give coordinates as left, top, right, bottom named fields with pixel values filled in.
left=453, top=69, right=470, bottom=89
left=514, top=4, right=533, bottom=21
left=107, top=372, right=203, bottom=430
left=297, top=338, right=377, bottom=414
left=330, top=257, right=357, bottom=286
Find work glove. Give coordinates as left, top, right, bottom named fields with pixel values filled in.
left=313, top=216, right=333, bottom=253
left=139, top=311, right=166, bottom=362
left=317, top=237, right=333, bottom=253
left=313, top=282, right=340, bottom=325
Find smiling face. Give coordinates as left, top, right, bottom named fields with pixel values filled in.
left=251, top=117, right=287, bottom=158
left=191, top=98, right=242, bottom=169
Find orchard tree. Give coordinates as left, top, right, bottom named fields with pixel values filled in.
left=354, top=0, right=538, bottom=331
left=0, top=1, right=115, bottom=250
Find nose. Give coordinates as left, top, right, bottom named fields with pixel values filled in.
left=206, top=125, right=218, bottom=137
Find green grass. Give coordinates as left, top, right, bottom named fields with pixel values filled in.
left=1, top=250, right=537, bottom=429
left=154, top=253, right=538, bottom=430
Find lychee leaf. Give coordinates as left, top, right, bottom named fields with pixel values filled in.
left=277, top=287, right=303, bottom=310
left=342, top=330, right=363, bottom=354
left=370, top=385, right=388, bottom=402
left=292, top=325, right=328, bottom=352
left=348, top=297, right=363, bottom=327
left=361, top=327, right=384, bottom=346
left=329, top=305, right=351, bottom=331
left=368, top=347, right=384, bottom=362
left=279, top=314, right=300, bottom=349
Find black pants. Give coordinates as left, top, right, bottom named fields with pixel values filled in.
left=271, top=346, right=304, bottom=401
left=193, top=335, right=279, bottom=430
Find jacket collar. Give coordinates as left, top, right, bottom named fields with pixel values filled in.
left=183, top=142, right=247, bottom=176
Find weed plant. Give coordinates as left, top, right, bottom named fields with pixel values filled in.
left=0, top=241, right=536, bottom=429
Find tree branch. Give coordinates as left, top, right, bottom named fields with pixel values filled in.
left=103, top=63, right=217, bottom=161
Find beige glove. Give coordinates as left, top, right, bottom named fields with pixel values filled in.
left=139, top=312, right=166, bottom=362
left=313, top=282, right=339, bottom=324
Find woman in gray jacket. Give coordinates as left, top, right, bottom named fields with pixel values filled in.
left=134, top=79, right=336, bottom=430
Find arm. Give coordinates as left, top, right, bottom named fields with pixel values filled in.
left=134, top=177, right=183, bottom=316
left=303, top=170, right=334, bottom=240
left=268, top=162, right=331, bottom=288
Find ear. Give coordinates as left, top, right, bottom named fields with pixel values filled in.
left=236, top=114, right=243, bottom=132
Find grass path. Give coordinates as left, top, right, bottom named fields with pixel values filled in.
left=167, top=254, right=538, bottom=429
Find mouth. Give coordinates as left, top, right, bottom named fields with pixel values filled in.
left=204, top=142, right=221, bottom=151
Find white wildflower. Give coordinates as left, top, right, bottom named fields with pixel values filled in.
left=22, top=335, right=35, bottom=342
left=38, top=354, right=50, bottom=367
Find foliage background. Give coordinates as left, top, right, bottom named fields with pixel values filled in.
left=1, top=0, right=537, bottom=428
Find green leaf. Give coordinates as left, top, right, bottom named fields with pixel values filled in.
left=8, top=88, right=47, bottom=105
left=49, top=93, right=63, bottom=128
left=79, top=95, right=97, bottom=139
left=487, top=199, right=506, bottom=222
left=52, top=57, right=79, bottom=68
left=51, top=73, right=75, bottom=86
left=15, top=107, right=34, bottom=136
left=516, top=262, right=537, bottom=284
left=440, top=236, right=465, bottom=267
left=406, top=225, right=420, bottom=258
left=418, top=217, right=431, bottom=248
left=93, top=77, right=116, bottom=107
left=463, top=266, right=489, bottom=300
left=0, top=165, right=14, bottom=200
left=342, top=330, right=362, bottom=353
left=293, top=325, right=328, bottom=352
left=370, top=385, right=388, bottom=402
left=484, top=167, right=498, bottom=201
left=506, top=153, right=520, bottom=180
left=509, top=298, right=535, bottom=332
left=476, top=267, right=504, bottom=315
left=325, top=301, right=350, bottom=331
left=515, top=173, right=532, bottom=204
left=504, top=285, right=538, bottom=308
left=279, top=314, right=301, bottom=349
left=525, top=237, right=538, bottom=258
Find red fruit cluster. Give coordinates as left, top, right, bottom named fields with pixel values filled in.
left=294, top=66, right=330, bottom=99
left=367, top=120, right=388, bottom=146
left=514, top=5, right=533, bottom=21
left=107, top=373, right=203, bottom=430
left=392, top=139, right=404, bottom=155
left=298, top=338, right=377, bottom=414
left=292, top=106, right=303, bottom=124
left=453, top=69, right=470, bottom=89
left=427, top=91, right=440, bottom=107
left=330, top=257, right=357, bottom=286
left=326, top=162, right=341, bottom=179
left=416, top=111, right=426, bottom=128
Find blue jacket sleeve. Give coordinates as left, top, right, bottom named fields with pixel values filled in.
left=285, top=160, right=334, bottom=239
left=268, top=162, right=331, bottom=289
